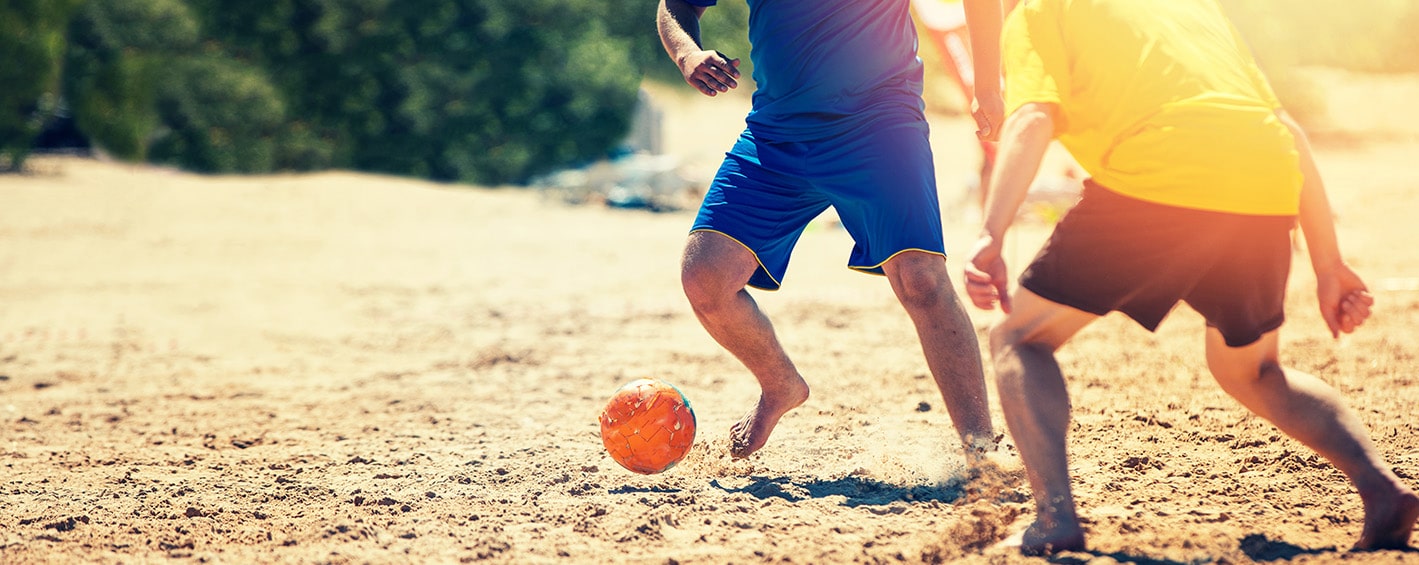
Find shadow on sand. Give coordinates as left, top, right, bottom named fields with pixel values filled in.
left=1237, top=533, right=1338, bottom=561
left=1045, top=551, right=1203, bottom=565
left=709, top=474, right=969, bottom=508
left=1040, top=533, right=1347, bottom=565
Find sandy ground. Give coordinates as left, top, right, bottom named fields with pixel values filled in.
left=2, top=69, right=1419, bottom=564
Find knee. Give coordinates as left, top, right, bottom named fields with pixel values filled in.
left=681, top=233, right=759, bottom=313
left=680, top=264, right=716, bottom=311
left=987, top=323, right=1021, bottom=358
left=1208, top=356, right=1284, bottom=388
left=987, top=323, right=1058, bottom=382
left=681, top=258, right=736, bottom=314
left=888, top=254, right=950, bottom=310
left=986, top=324, right=1036, bottom=392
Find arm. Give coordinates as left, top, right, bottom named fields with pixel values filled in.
left=962, top=0, right=1004, bottom=140
left=1278, top=110, right=1373, bottom=337
left=964, top=102, right=1057, bottom=312
left=657, top=0, right=741, bottom=97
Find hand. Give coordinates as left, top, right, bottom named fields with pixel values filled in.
left=971, top=88, right=1005, bottom=142
left=964, top=235, right=1012, bottom=313
left=1315, top=261, right=1373, bottom=338
left=678, top=50, right=740, bottom=97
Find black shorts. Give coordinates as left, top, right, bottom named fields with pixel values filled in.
left=1019, top=181, right=1297, bottom=347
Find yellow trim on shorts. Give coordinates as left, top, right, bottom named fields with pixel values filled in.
left=689, top=228, right=783, bottom=291
left=847, top=248, right=948, bottom=276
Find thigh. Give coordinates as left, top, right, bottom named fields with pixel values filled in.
left=1204, top=326, right=1281, bottom=385
left=991, top=288, right=1100, bottom=352
left=1020, top=182, right=1232, bottom=332
left=1184, top=216, right=1295, bottom=347
left=682, top=230, right=762, bottom=293
left=692, top=130, right=830, bottom=290
left=808, top=120, right=946, bottom=274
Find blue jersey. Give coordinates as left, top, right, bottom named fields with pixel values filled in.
left=685, top=0, right=928, bottom=141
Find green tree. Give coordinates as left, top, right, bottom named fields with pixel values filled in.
left=64, top=0, right=288, bottom=172
left=147, top=55, right=287, bottom=173
left=0, top=0, right=84, bottom=171
left=184, top=0, right=663, bottom=184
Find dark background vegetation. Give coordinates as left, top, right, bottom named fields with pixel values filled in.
left=0, top=0, right=1414, bottom=182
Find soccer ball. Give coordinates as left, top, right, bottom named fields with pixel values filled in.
left=599, top=378, right=697, bottom=474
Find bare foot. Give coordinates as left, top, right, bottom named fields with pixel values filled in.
left=1355, top=486, right=1419, bottom=550
left=964, top=433, right=1005, bottom=467
left=728, top=377, right=809, bottom=459
left=997, top=520, right=1085, bottom=556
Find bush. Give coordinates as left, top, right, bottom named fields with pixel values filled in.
left=185, top=0, right=662, bottom=184
left=1222, top=0, right=1419, bottom=74
left=64, top=0, right=288, bottom=172
left=147, top=55, right=286, bottom=173
left=1220, top=0, right=1419, bottom=125
left=0, top=0, right=84, bottom=170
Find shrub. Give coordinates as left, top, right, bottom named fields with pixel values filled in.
left=185, top=0, right=663, bottom=184
left=0, top=0, right=84, bottom=170
left=64, top=0, right=288, bottom=172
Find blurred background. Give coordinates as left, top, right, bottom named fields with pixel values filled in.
left=2, top=0, right=1416, bottom=186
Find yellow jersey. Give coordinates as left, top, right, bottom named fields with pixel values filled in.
left=1003, top=0, right=1303, bottom=215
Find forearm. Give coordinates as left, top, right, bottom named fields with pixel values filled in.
left=657, top=0, right=706, bottom=66
left=982, top=104, right=1055, bottom=240
left=1281, top=111, right=1344, bottom=272
left=961, top=0, right=1003, bottom=96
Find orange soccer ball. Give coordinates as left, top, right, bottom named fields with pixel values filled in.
left=599, top=378, right=697, bottom=474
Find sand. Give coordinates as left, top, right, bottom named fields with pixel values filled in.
left=1, top=69, right=1418, bottom=564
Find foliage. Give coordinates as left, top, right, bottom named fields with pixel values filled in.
left=183, top=0, right=661, bottom=184
left=14, top=0, right=1412, bottom=180
left=1221, top=0, right=1419, bottom=74
left=1218, top=0, right=1419, bottom=125
left=0, top=0, right=84, bottom=170
left=148, top=55, right=287, bottom=173
left=64, top=0, right=287, bottom=172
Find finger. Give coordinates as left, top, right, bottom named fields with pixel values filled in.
left=973, top=109, right=1000, bottom=141
left=970, top=293, right=997, bottom=311
left=1343, top=297, right=1371, bottom=321
left=964, top=281, right=997, bottom=310
left=699, top=73, right=730, bottom=92
left=996, top=279, right=1012, bottom=314
left=715, top=52, right=742, bottom=77
left=1339, top=313, right=1357, bottom=334
left=972, top=111, right=992, bottom=139
left=1346, top=299, right=1371, bottom=324
left=701, top=66, right=734, bottom=91
left=1343, top=294, right=1373, bottom=322
left=966, top=292, right=992, bottom=311
left=1351, top=290, right=1375, bottom=310
left=712, top=67, right=738, bottom=89
left=692, top=79, right=718, bottom=96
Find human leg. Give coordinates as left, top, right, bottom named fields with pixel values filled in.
left=881, top=251, right=994, bottom=461
left=1204, top=328, right=1418, bottom=550
left=681, top=231, right=809, bottom=458
left=988, top=289, right=1097, bottom=555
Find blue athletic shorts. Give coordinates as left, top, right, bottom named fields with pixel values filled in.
left=691, top=120, right=945, bottom=290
